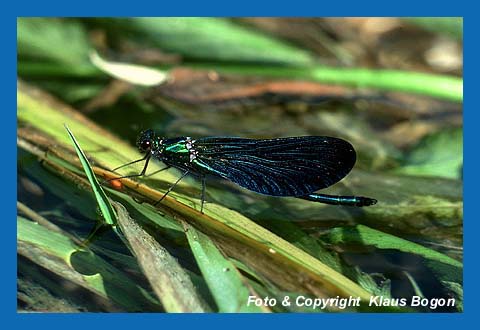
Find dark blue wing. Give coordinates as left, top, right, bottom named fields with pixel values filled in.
left=193, top=136, right=356, bottom=196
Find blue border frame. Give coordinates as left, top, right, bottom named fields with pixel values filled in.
left=8, top=3, right=471, bottom=328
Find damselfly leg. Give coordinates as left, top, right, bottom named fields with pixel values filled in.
left=104, top=153, right=151, bottom=183
left=105, top=154, right=170, bottom=182
left=112, top=153, right=150, bottom=172
left=200, top=176, right=206, bottom=213
left=154, top=170, right=190, bottom=205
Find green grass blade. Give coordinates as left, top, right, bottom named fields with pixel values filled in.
left=112, top=202, right=211, bottom=312
left=107, top=17, right=315, bottom=66
left=404, top=271, right=425, bottom=298
left=18, top=216, right=161, bottom=311
left=326, top=224, right=462, bottom=284
left=183, top=222, right=267, bottom=312
left=327, top=224, right=462, bottom=269
left=200, top=64, right=463, bottom=102
left=403, top=17, right=462, bottom=40
left=17, top=18, right=92, bottom=65
left=19, top=60, right=463, bottom=102
left=18, top=59, right=463, bottom=102
left=64, top=124, right=117, bottom=226
left=394, top=128, right=463, bottom=179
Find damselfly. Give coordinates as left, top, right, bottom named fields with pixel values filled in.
left=110, top=130, right=377, bottom=212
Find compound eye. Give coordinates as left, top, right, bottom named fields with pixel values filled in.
left=141, top=140, right=151, bottom=151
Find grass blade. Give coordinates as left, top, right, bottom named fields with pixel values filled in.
left=17, top=216, right=161, bottom=311
left=326, top=224, right=462, bottom=269
left=183, top=221, right=268, bottom=312
left=326, top=224, right=462, bottom=285
left=64, top=124, right=117, bottom=226
left=113, top=202, right=210, bottom=312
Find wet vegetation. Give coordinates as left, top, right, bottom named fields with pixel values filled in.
left=17, top=17, right=462, bottom=312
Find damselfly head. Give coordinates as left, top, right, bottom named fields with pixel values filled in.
left=137, top=129, right=157, bottom=153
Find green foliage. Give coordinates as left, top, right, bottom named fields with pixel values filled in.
left=112, top=202, right=210, bottom=312
left=195, top=64, right=462, bottom=102
left=326, top=224, right=462, bottom=270
left=117, top=17, right=315, bottom=66
left=17, top=18, right=92, bottom=65
left=17, top=17, right=463, bottom=102
left=326, top=224, right=462, bottom=300
left=18, top=216, right=161, bottom=311
left=17, top=18, right=463, bottom=313
left=184, top=223, right=266, bottom=312
left=404, top=17, right=463, bottom=40
left=395, top=128, right=463, bottom=179
left=65, top=125, right=117, bottom=226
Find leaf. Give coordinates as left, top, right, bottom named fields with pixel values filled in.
left=395, top=128, right=463, bottom=179
left=65, top=124, right=117, bottom=226
left=441, top=281, right=463, bottom=311
left=18, top=148, right=99, bottom=221
left=203, top=64, right=463, bottom=102
left=325, top=224, right=462, bottom=283
left=36, top=81, right=103, bottom=103
left=112, top=202, right=210, bottom=312
left=89, top=51, right=169, bottom=86
left=183, top=221, right=267, bottom=312
left=108, top=189, right=183, bottom=234
left=17, top=18, right=91, bottom=65
left=252, top=217, right=392, bottom=298
left=403, top=271, right=425, bottom=298
left=404, top=17, right=463, bottom=40
left=105, top=17, right=315, bottom=66
left=17, top=216, right=161, bottom=311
